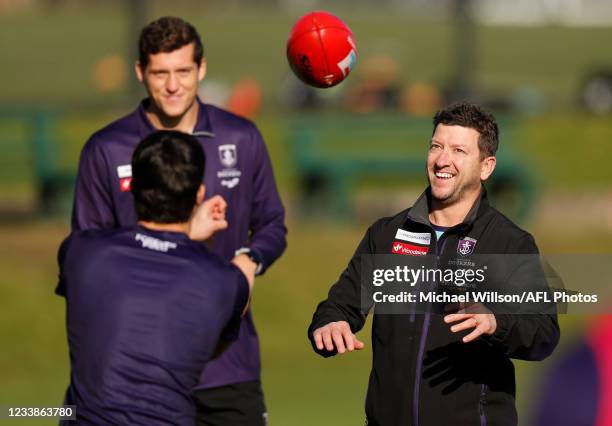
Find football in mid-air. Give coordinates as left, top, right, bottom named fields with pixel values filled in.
left=286, top=11, right=357, bottom=88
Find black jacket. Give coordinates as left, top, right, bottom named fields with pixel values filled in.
left=308, top=188, right=560, bottom=426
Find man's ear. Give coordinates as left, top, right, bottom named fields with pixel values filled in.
left=135, top=61, right=145, bottom=83
left=196, top=184, right=206, bottom=205
left=480, top=156, right=496, bottom=181
left=197, top=58, right=207, bottom=82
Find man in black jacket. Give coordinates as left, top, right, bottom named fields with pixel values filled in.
left=308, top=102, right=559, bottom=426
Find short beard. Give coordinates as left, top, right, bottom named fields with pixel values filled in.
left=429, top=177, right=480, bottom=206
left=432, top=187, right=462, bottom=206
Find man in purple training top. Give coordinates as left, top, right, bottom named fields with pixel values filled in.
left=71, top=16, right=286, bottom=425
left=58, top=130, right=252, bottom=425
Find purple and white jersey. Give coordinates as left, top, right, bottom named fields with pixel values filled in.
left=57, top=226, right=249, bottom=425
left=71, top=99, right=287, bottom=388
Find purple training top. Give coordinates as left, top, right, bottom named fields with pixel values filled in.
left=71, top=99, right=287, bottom=388
left=57, top=226, right=249, bottom=425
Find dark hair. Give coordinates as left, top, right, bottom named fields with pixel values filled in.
left=138, top=16, right=204, bottom=68
left=433, top=102, right=499, bottom=157
left=131, top=130, right=205, bottom=223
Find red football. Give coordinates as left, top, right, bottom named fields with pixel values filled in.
left=286, top=11, right=357, bottom=88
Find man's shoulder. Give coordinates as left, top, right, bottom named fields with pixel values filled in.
left=484, top=205, right=533, bottom=240
left=64, top=227, right=132, bottom=250
left=365, top=207, right=413, bottom=241
left=60, top=228, right=131, bottom=269
left=478, top=205, right=538, bottom=253
left=85, top=108, right=142, bottom=150
left=203, top=103, right=259, bottom=135
left=179, top=242, right=246, bottom=296
left=371, top=207, right=412, bottom=230
left=185, top=242, right=241, bottom=277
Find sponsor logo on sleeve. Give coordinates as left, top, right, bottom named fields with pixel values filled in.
left=394, top=229, right=431, bottom=245
left=117, top=164, right=133, bottom=192
left=117, top=164, right=132, bottom=178
left=119, top=177, right=132, bottom=192
left=391, top=241, right=429, bottom=256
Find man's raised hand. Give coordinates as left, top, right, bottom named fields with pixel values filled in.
left=189, top=195, right=228, bottom=241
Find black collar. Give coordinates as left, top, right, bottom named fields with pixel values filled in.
left=406, top=186, right=489, bottom=229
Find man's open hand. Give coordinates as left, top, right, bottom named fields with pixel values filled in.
left=444, top=303, right=497, bottom=343
left=313, top=321, right=365, bottom=354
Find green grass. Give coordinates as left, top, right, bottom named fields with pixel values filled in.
left=0, top=222, right=69, bottom=426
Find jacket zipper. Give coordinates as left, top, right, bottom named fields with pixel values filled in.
left=479, top=384, right=487, bottom=426
left=413, top=233, right=447, bottom=426
left=410, top=229, right=436, bottom=323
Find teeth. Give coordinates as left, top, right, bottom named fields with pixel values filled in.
left=435, top=172, right=453, bottom=179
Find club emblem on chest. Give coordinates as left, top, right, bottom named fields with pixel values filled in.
left=457, top=237, right=477, bottom=256
left=218, top=144, right=237, bottom=168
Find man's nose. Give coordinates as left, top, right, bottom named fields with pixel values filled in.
left=434, top=149, right=451, bottom=167
left=166, top=73, right=179, bottom=92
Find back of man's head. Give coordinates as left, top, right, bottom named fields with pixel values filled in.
left=138, top=16, right=204, bottom=68
left=433, top=102, right=499, bottom=158
left=131, top=130, right=205, bottom=224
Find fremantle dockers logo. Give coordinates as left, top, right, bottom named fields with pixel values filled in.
left=218, top=144, right=237, bottom=168
left=457, top=237, right=477, bottom=256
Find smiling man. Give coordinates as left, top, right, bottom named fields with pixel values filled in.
left=308, top=102, right=559, bottom=426
left=72, top=17, right=286, bottom=426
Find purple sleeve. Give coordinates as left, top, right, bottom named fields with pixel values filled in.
left=55, top=234, right=73, bottom=297
left=485, top=235, right=560, bottom=361
left=247, top=127, right=287, bottom=274
left=220, top=267, right=250, bottom=342
left=531, top=341, right=598, bottom=426
left=71, top=138, right=116, bottom=231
